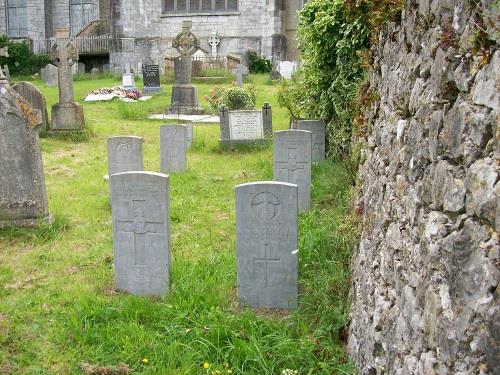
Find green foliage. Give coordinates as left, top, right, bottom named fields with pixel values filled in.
left=277, top=71, right=308, bottom=121
left=0, top=35, right=51, bottom=75
left=205, top=84, right=257, bottom=111
left=245, top=50, right=272, bottom=73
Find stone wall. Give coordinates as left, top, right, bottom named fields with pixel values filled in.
left=349, top=0, right=499, bottom=374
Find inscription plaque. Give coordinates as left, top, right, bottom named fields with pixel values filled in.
left=142, top=64, right=161, bottom=93
left=229, top=111, right=264, bottom=140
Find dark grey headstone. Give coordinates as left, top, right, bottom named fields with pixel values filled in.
left=297, top=120, right=326, bottom=162
left=142, top=64, right=161, bottom=94
left=160, top=125, right=187, bottom=172
left=110, top=172, right=171, bottom=297
left=274, top=130, right=312, bottom=212
left=236, top=181, right=299, bottom=309
left=107, top=136, right=144, bottom=177
left=13, top=82, right=50, bottom=136
left=262, top=102, right=273, bottom=138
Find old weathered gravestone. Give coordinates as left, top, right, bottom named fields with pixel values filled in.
left=77, top=62, right=85, bottom=74
left=142, top=64, right=161, bottom=94
left=274, top=130, right=312, bottom=212
left=219, top=103, right=273, bottom=147
left=90, top=67, right=99, bottom=78
left=110, top=171, right=171, bottom=297
left=232, top=64, right=249, bottom=86
left=13, top=82, right=50, bottom=136
left=41, top=64, right=58, bottom=87
left=166, top=21, right=204, bottom=115
left=236, top=181, right=299, bottom=309
left=297, top=120, right=326, bottom=162
left=160, top=125, right=187, bottom=172
left=0, top=54, right=50, bottom=228
left=107, top=136, right=144, bottom=177
left=49, top=28, right=85, bottom=134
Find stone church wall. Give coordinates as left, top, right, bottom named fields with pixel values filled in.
left=349, top=0, right=499, bottom=373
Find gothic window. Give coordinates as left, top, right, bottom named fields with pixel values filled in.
left=163, top=0, right=238, bottom=13
left=6, top=0, right=28, bottom=37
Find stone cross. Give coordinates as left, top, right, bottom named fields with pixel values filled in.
left=0, top=47, right=8, bottom=82
left=50, top=28, right=79, bottom=104
left=253, top=244, right=280, bottom=287
left=232, top=64, right=249, bottom=86
left=172, top=21, right=199, bottom=86
left=208, top=31, right=220, bottom=57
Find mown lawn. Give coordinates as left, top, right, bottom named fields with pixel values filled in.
left=0, top=74, right=357, bottom=374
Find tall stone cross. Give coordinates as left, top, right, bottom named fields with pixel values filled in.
left=0, top=47, right=8, bottom=82
left=253, top=244, right=280, bottom=287
left=208, top=31, right=220, bottom=57
left=172, top=21, right=199, bottom=85
left=50, top=28, right=79, bottom=104
left=232, top=64, right=249, bottom=86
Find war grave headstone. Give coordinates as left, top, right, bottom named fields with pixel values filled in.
left=274, top=130, right=312, bottom=212
left=13, top=82, right=50, bottom=136
left=0, top=50, right=51, bottom=228
left=49, top=28, right=85, bottom=134
left=142, top=64, right=161, bottom=94
left=107, top=136, right=144, bottom=177
left=41, top=64, right=58, bottom=87
left=160, top=125, right=187, bottom=172
left=232, top=64, right=249, bottom=86
left=110, top=172, right=171, bottom=297
left=166, top=21, right=204, bottom=115
left=297, top=120, right=326, bottom=162
left=122, top=61, right=135, bottom=89
left=236, top=181, right=299, bottom=309
left=219, top=103, right=272, bottom=147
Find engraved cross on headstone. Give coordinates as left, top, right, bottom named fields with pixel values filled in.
left=253, top=244, right=280, bottom=287
left=263, top=102, right=271, bottom=116
left=220, top=106, right=228, bottom=118
left=50, top=29, right=79, bottom=104
left=117, top=200, right=162, bottom=266
left=232, top=64, right=249, bottom=86
left=0, top=47, right=9, bottom=82
left=276, top=147, right=307, bottom=180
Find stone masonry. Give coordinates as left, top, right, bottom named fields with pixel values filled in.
left=349, top=1, right=499, bottom=374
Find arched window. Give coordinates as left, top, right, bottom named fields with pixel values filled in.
left=163, top=0, right=238, bottom=13
left=6, top=0, right=28, bottom=37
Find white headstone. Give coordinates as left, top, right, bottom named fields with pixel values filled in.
left=278, top=61, right=299, bottom=79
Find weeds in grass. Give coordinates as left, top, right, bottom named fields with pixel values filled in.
left=0, top=215, right=69, bottom=245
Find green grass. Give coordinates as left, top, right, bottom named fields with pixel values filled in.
left=0, top=74, right=357, bottom=374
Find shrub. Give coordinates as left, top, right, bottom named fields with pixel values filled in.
left=205, top=84, right=256, bottom=112
left=0, top=35, right=51, bottom=75
left=245, top=50, right=271, bottom=73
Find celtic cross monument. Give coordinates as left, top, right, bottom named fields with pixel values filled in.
left=166, top=21, right=204, bottom=115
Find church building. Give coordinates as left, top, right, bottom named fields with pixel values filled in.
left=0, top=0, right=306, bottom=72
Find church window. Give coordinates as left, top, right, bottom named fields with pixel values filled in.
left=6, top=0, right=28, bottom=37
left=163, top=0, right=238, bottom=13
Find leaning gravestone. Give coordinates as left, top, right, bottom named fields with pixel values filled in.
left=219, top=103, right=273, bottom=147
left=110, top=171, right=171, bottom=297
left=160, top=125, right=187, bottom=172
left=297, top=120, right=326, bottom=162
left=107, top=136, right=144, bottom=177
left=41, top=64, right=58, bottom=87
left=0, top=53, right=51, bottom=228
left=13, top=81, right=50, bottom=136
left=142, top=64, right=161, bottom=94
left=49, top=28, right=85, bottom=134
left=236, top=181, right=299, bottom=309
left=274, top=130, right=312, bottom=212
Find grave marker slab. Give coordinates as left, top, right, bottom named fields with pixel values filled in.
left=236, top=181, right=298, bottom=309
left=107, top=136, right=144, bottom=177
left=160, top=125, right=187, bottom=172
left=110, top=172, right=171, bottom=296
left=274, top=130, right=312, bottom=211
left=142, top=64, right=161, bottom=94
left=13, top=82, right=50, bottom=136
left=297, top=120, right=326, bottom=162
left=41, top=64, right=58, bottom=87
left=232, top=64, right=249, bottom=86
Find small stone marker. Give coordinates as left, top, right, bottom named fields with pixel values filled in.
left=232, top=64, right=249, bottom=86
left=160, top=125, right=187, bottom=172
left=236, top=181, right=299, bottom=309
left=107, top=136, right=144, bottom=177
left=90, top=67, right=99, bottom=78
left=41, top=64, right=58, bottom=87
left=77, top=62, right=85, bottom=74
left=13, top=82, right=50, bottom=136
left=110, top=172, right=171, bottom=297
left=142, top=64, right=161, bottom=93
left=297, top=120, right=326, bottom=162
left=122, top=61, right=135, bottom=88
left=274, top=130, right=312, bottom=212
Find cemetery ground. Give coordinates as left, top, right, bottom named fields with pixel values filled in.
left=0, top=74, right=357, bottom=374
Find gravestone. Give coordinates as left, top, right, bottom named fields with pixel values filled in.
left=90, top=67, right=99, bottom=78
left=49, top=28, right=85, bottom=134
left=185, top=124, right=193, bottom=148
left=107, top=136, right=144, bottom=177
left=77, top=62, right=85, bottom=74
left=274, top=130, right=312, bottom=212
left=297, top=120, right=326, bottom=162
left=41, top=64, right=58, bottom=87
left=13, top=82, right=50, bottom=136
left=166, top=21, right=204, bottom=115
left=160, top=125, right=187, bottom=172
left=0, top=58, right=51, bottom=228
left=278, top=61, right=299, bottom=79
left=110, top=172, right=171, bottom=297
left=219, top=103, right=273, bottom=146
left=232, top=64, right=249, bottom=86
left=208, top=30, right=220, bottom=57
left=2, top=64, right=10, bottom=82
left=235, top=181, right=299, bottom=309
left=142, top=64, right=161, bottom=94
left=103, top=64, right=110, bottom=74
left=122, top=61, right=135, bottom=89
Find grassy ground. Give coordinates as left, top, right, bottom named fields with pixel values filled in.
left=0, top=74, right=357, bottom=374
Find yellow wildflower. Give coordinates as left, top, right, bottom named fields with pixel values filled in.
left=142, top=358, right=149, bottom=364
left=204, top=362, right=210, bottom=369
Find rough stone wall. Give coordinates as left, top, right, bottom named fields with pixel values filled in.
left=0, top=0, right=47, bottom=40
left=349, top=0, right=499, bottom=374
